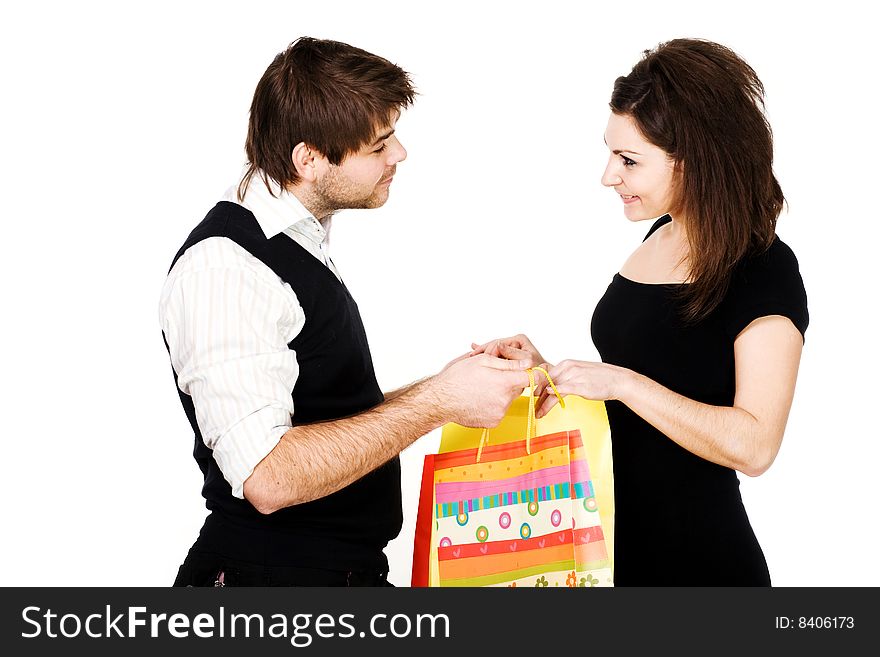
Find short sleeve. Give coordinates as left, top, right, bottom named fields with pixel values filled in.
left=721, top=237, right=809, bottom=342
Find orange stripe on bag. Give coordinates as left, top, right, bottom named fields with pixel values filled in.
left=439, top=543, right=576, bottom=580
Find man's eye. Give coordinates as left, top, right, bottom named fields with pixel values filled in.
left=374, top=144, right=387, bottom=153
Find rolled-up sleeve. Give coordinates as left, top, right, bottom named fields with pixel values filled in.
left=159, top=236, right=305, bottom=498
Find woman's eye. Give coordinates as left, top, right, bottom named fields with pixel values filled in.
left=622, top=156, right=636, bottom=167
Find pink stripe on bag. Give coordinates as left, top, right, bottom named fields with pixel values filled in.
left=569, top=457, right=592, bottom=483
left=435, top=464, right=572, bottom=504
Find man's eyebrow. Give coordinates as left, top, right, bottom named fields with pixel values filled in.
left=370, top=129, right=395, bottom=146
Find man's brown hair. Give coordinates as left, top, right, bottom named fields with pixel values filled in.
left=240, top=37, right=416, bottom=199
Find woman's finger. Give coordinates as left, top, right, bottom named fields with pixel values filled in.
left=536, top=394, right=559, bottom=418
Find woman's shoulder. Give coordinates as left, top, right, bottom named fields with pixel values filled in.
left=734, top=235, right=802, bottom=284
left=723, top=234, right=809, bottom=338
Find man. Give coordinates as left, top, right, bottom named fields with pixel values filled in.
left=159, top=37, right=529, bottom=586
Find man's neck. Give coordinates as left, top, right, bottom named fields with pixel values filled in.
left=288, top=184, right=334, bottom=226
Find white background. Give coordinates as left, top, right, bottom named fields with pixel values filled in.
left=2, top=0, right=876, bottom=587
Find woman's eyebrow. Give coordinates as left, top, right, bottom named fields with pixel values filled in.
left=603, top=135, right=641, bottom=155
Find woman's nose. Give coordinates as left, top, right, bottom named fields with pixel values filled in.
left=601, top=159, right=621, bottom=187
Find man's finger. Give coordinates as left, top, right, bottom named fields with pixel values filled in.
left=511, top=370, right=533, bottom=388
left=488, top=356, right=531, bottom=371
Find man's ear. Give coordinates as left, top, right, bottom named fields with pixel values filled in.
left=291, top=142, right=323, bottom=182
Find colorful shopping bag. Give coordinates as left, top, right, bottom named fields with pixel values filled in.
left=412, top=368, right=614, bottom=587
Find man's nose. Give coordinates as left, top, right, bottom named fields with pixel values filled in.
left=388, top=135, right=406, bottom=164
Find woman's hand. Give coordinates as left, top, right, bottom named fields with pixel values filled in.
left=534, top=360, right=631, bottom=417
left=470, top=333, right=547, bottom=369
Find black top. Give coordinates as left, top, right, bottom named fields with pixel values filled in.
left=164, top=201, right=400, bottom=572
left=591, top=215, right=808, bottom=585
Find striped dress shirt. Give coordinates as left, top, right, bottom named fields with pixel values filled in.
left=159, top=173, right=339, bottom=499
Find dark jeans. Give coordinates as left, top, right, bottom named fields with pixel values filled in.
left=173, top=550, right=393, bottom=587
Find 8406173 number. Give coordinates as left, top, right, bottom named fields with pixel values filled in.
left=798, top=617, right=854, bottom=629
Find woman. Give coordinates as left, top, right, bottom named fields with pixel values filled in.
left=476, top=39, right=808, bottom=585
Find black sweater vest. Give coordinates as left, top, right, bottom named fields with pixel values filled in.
left=164, top=201, right=401, bottom=570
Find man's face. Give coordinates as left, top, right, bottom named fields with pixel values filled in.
left=315, top=115, right=407, bottom=211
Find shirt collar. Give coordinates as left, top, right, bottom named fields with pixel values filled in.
left=223, top=169, right=329, bottom=244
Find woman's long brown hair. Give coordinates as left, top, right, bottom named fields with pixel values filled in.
left=611, top=38, right=784, bottom=323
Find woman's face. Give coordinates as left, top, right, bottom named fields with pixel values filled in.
left=601, top=112, right=678, bottom=222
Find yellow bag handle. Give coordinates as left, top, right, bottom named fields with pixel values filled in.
left=476, top=366, right=565, bottom=463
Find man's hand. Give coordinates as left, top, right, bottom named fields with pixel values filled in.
left=431, top=353, right=531, bottom=428
left=244, top=350, right=530, bottom=513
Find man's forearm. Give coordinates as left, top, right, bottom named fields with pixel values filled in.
left=383, top=379, right=425, bottom=402
left=244, top=377, right=444, bottom=513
